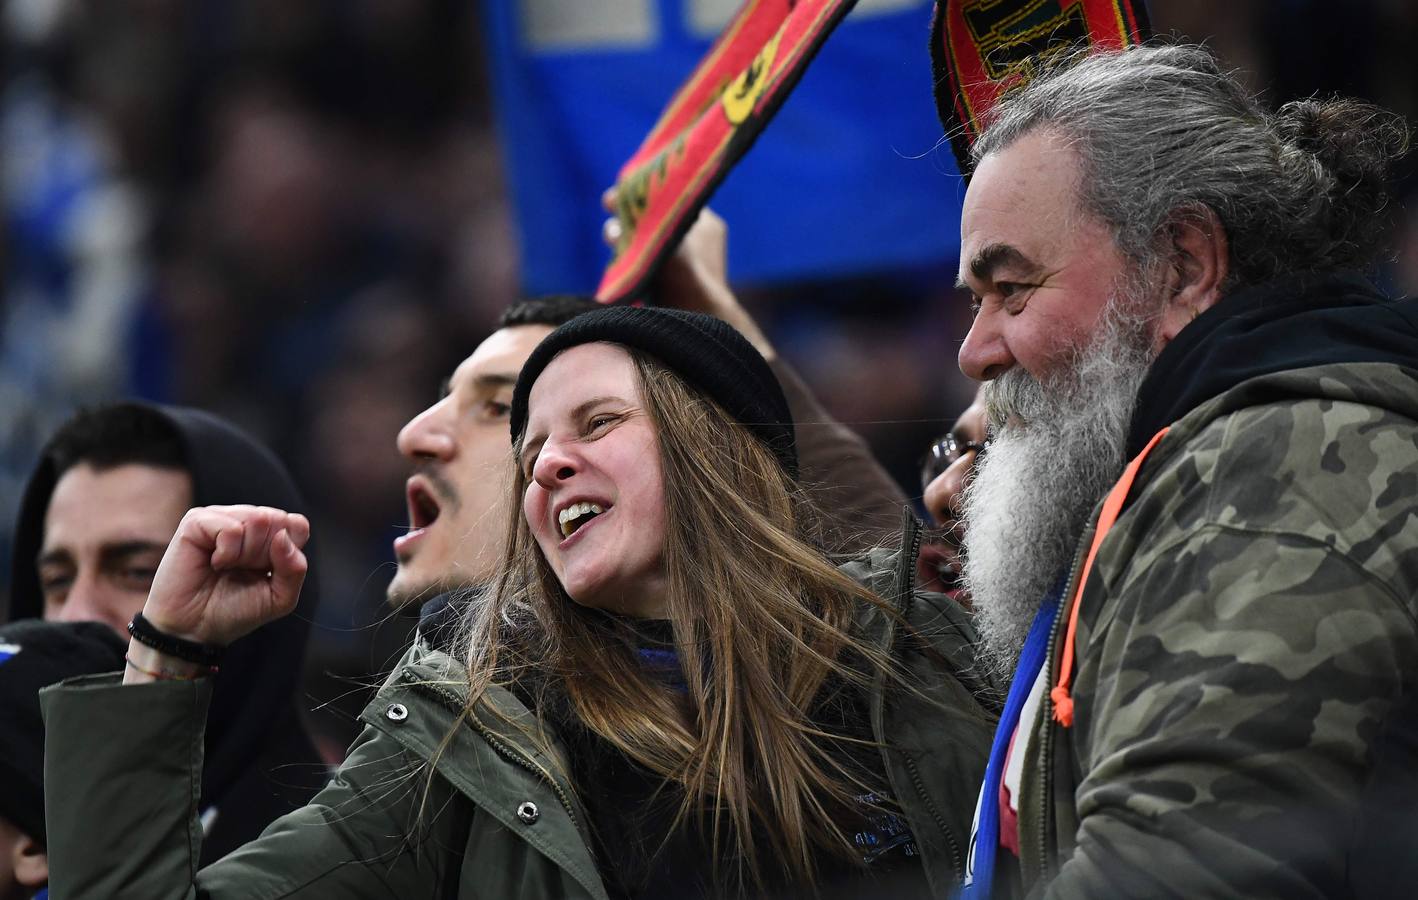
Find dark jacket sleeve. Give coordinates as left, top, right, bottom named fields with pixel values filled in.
left=41, top=675, right=455, bottom=899
left=768, top=356, right=909, bottom=554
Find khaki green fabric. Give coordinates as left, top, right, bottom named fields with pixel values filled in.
left=42, top=531, right=994, bottom=899
left=1013, top=363, right=1418, bottom=899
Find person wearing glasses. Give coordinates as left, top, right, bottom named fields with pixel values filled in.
left=917, top=389, right=987, bottom=606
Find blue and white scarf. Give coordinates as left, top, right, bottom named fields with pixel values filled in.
left=961, top=592, right=1061, bottom=898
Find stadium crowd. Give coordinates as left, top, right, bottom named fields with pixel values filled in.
left=2, top=2, right=1416, bottom=899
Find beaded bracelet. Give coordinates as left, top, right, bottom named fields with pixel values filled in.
left=125, top=654, right=217, bottom=681
left=127, top=612, right=226, bottom=668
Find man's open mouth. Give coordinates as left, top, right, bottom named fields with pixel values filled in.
left=557, top=501, right=606, bottom=538
left=407, top=481, right=442, bottom=530
left=917, top=537, right=966, bottom=598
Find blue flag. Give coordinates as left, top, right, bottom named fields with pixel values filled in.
left=481, top=0, right=964, bottom=295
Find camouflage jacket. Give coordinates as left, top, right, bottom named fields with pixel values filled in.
left=1014, top=360, right=1418, bottom=899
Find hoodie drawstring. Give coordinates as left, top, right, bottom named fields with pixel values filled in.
left=1051, top=427, right=1170, bottom=727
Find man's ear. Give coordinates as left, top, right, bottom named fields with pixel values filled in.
left=1156, top=205, right=1229, bottom=344
left=12, top=832, right=48, bottom=889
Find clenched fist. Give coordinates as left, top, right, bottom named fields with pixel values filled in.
left=142, top=505, right=310, bottom=648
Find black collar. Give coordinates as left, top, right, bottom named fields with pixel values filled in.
left=1127, top=271, right=1418, bottom=457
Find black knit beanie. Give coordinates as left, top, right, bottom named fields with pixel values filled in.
left=510, top=306, right=798, bottom=477
left=0, top=619, right=126, bottom=842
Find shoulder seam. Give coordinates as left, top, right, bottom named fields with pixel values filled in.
left=1088, top=521, right=1418, bottom=645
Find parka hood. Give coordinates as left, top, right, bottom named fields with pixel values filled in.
left=7, top=404, right=322, bottom=812
left=1128, top=270, right=1418, bottom=458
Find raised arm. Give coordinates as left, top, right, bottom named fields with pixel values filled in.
left=647, top=208, right=910, bottom=552
left=41, top=506, right=449, bottom=898
left=123, top=504, right=310, bottom=682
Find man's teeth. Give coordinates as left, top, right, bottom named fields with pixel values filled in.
left=558, top=502, right=605, bottom=537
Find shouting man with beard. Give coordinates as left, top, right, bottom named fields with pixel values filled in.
left=954, top=45, right=1418, bottom=898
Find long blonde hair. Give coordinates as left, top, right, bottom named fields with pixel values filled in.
left=459, top=349, right=903, bottom=889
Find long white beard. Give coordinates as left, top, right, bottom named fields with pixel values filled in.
left=961, top=297, right=1159, bottom=676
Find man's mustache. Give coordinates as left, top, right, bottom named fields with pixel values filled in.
left=983, top=368, right=1042, bottom=433
left=416, top=464, right=462, bottom=513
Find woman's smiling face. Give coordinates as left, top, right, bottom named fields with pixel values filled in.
left=519, top=342, right=668, bottom=618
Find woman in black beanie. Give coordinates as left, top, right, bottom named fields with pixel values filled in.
left=40, top=306, right=994, bottom=900
left=466, top=305, right=994, bottom=897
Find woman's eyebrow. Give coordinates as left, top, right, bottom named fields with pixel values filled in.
left=568, top=395, right=626, bottom=420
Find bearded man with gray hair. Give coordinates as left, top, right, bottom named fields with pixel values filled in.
left=952, top=44, right=1418, bottom=898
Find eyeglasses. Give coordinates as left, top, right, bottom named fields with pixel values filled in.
left=919, top=432, right=988, bottom=493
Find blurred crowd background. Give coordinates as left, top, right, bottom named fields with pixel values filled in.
left=3, top=0, right=1415, bottom=756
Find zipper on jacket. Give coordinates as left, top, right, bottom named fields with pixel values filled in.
left=402, top=673, right=582, bottom=832
left=903, top=752, right=964, bottom=876
left=1033, top=526, right=1094, bottom=880
left=890, top=509, right=966, bottom=877
left=894, top=508, right=923, bottom=625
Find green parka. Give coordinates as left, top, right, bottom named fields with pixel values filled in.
left=41, top=519, right=996, bottom=900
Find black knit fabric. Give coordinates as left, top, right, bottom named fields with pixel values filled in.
left=510, top=306, right=798, bottom=476
left=0, top=619, right=125, bottom=841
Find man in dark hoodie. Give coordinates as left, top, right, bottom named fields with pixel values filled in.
left=4, top=402, right=326, bottom=864
left=950, top=44, right=1418, bottom=898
